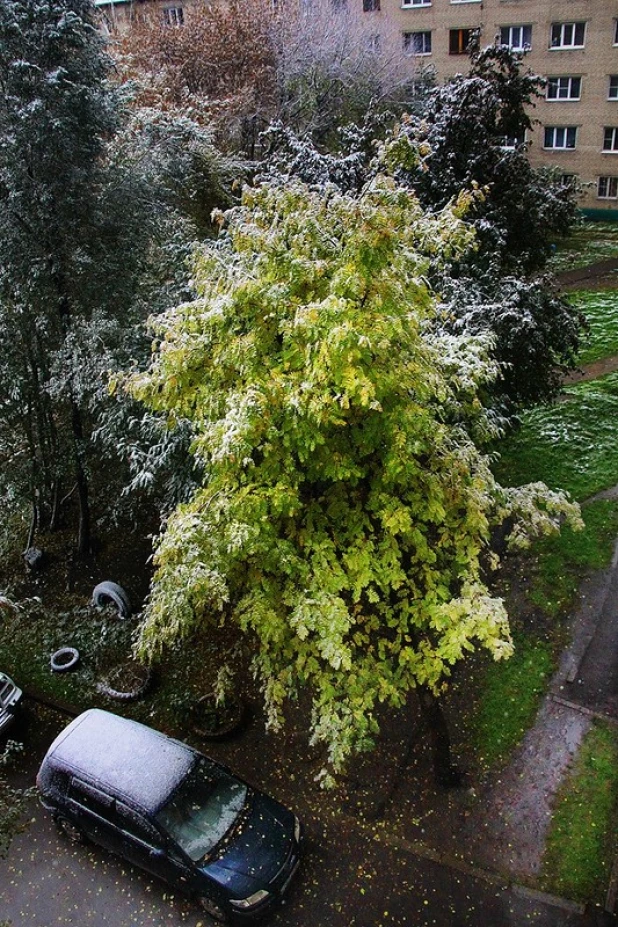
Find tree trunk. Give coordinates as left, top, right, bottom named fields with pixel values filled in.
left=24, top=500, right=38, bottom=553
left=416, top=685, right=462, bottom=788
left=48, top=479, right=60, bottom=532
left=70, top=399, right=91, bottom=556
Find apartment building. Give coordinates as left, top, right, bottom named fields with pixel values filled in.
left=95, top=0, right=618, bottom=214
left=367, top=0, right=618, bottom=215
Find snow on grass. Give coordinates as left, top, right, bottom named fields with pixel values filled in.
left=549, top=222, right=618, bottom=273
left=570, top=289, right=618, bottom=365
left=494, top=371, right=618, bottom=501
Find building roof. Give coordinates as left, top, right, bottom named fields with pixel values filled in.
left=45, top=709, right=195, bottom=813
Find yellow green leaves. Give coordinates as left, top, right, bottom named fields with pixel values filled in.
left=129, top=175, right=579, bottom=782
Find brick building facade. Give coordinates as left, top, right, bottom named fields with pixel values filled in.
left=370, top=0, right=618, bottom=215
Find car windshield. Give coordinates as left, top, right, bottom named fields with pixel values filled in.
left=155, top=758, right=247, bottom=861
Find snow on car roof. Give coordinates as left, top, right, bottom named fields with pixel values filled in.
left=45, top=709, right=195, bottom=813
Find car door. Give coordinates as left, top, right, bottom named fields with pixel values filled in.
left=114, top=801, right=194, bottom=889
left=66, top=778, right=124, bottom=856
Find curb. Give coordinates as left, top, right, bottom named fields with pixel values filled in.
left=23, top=687, right=80, bottom=719
left=552, top=693, right=618, bottom=728
left=334, top=812, right=587, bottom=918
left=607, top=856, right=618, bottom=914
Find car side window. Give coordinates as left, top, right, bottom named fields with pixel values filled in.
left=69, top=778, right=114, bottom=822
left=115, top=800, right=162, bottom=847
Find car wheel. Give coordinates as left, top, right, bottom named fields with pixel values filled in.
left=55, top=815, right=85, bottom=845
left=197, top=896, right=229, bottom=923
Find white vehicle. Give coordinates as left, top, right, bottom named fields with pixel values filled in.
left=0, top=671, right=23, bottom=735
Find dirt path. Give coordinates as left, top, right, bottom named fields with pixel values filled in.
left=556, top=256, right=618, bottom=290
left=557, top=258, right=618, bottom=385
left=563, top=354, right=618, bottom=385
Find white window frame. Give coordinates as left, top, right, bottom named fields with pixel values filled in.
left=546, top=77, right=582, bottom=101
left=544, top=126, right=577, bottom=150
left=403, top=30, right=432, bottom=55
left=550, top=22, right=586, bottom=49
left=603, top=127, right=618, bottom=152
left=500, top=25, right=532, bottom=51
left=401, top=0, right=431, bottom=8
left=609, top=76, right=618, bottom=100
left=598, top=176, right=618, bottom=199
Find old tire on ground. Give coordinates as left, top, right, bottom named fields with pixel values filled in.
left=92, top=581, right=132, bottom=619
left=197, top=896, right=229, bottom=923
left=189, top=694, right=247, bottom=740
left=50, top=647, right=80, bottom=673
left=55, top=815, right=85, bottom=844
left=96, top=661, right=152, bottom=701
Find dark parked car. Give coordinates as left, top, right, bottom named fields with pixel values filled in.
left=0, top=671, right=23, bottom=736
left=37, top=709, right=302, bottom=922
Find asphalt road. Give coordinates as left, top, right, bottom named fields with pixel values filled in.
left=0, top=701, right=592, bottom=927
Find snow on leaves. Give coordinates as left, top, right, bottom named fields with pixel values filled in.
left=129, top=176, right=580, bottom=781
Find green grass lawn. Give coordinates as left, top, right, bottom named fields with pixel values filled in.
left=0, top=599, right=226, bottom=735
left=470, top=498, right=618, bottom=769
left=540, top=722, right=618, bottom=904
left=550, top=221, right=618, bottom=273
left=493, top=371, right=618, bottom=501
left=571, top=290, right=618, bottom=365
left=527, top=499, right=618, bottom=619
left=470, top=635, right=555, bottom=770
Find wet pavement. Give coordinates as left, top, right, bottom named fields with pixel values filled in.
left=563, top=538, right=618, bottom=718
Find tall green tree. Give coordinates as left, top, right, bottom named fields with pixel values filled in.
left=129, top=178, right=581, bottom=784
left=381, top=43, right=584, bottom=406
left=403, top=41, right=577, bottom=275
left=0, top=0, right=134, bottom=552
left=0, top=0, right=217, bottom=552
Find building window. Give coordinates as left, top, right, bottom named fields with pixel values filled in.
left=550, top=22, right=586, bottom=49
left=609, top=76, right=618, bottom=100
left=449, top=28, right=472, bottom=55
left=500, top=25, right=532, bottom=51
left=401, top=0, right=431, bottom=7
left=603, top=128, right=618, bottom=152
left=366, top=33, right=381, bottom=52
left=163, top=6, right=184, bottom=25
left=404, top=31, right=432, bottom=55
left=546, top=77, right=582, bottom=101
left=544, top=126, right=577, bottom=150
left=614, top=20, right=618, bottom=46
left=363, top=0, right=380, bottom=10
left=598, top=176, right=618, bottom=199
